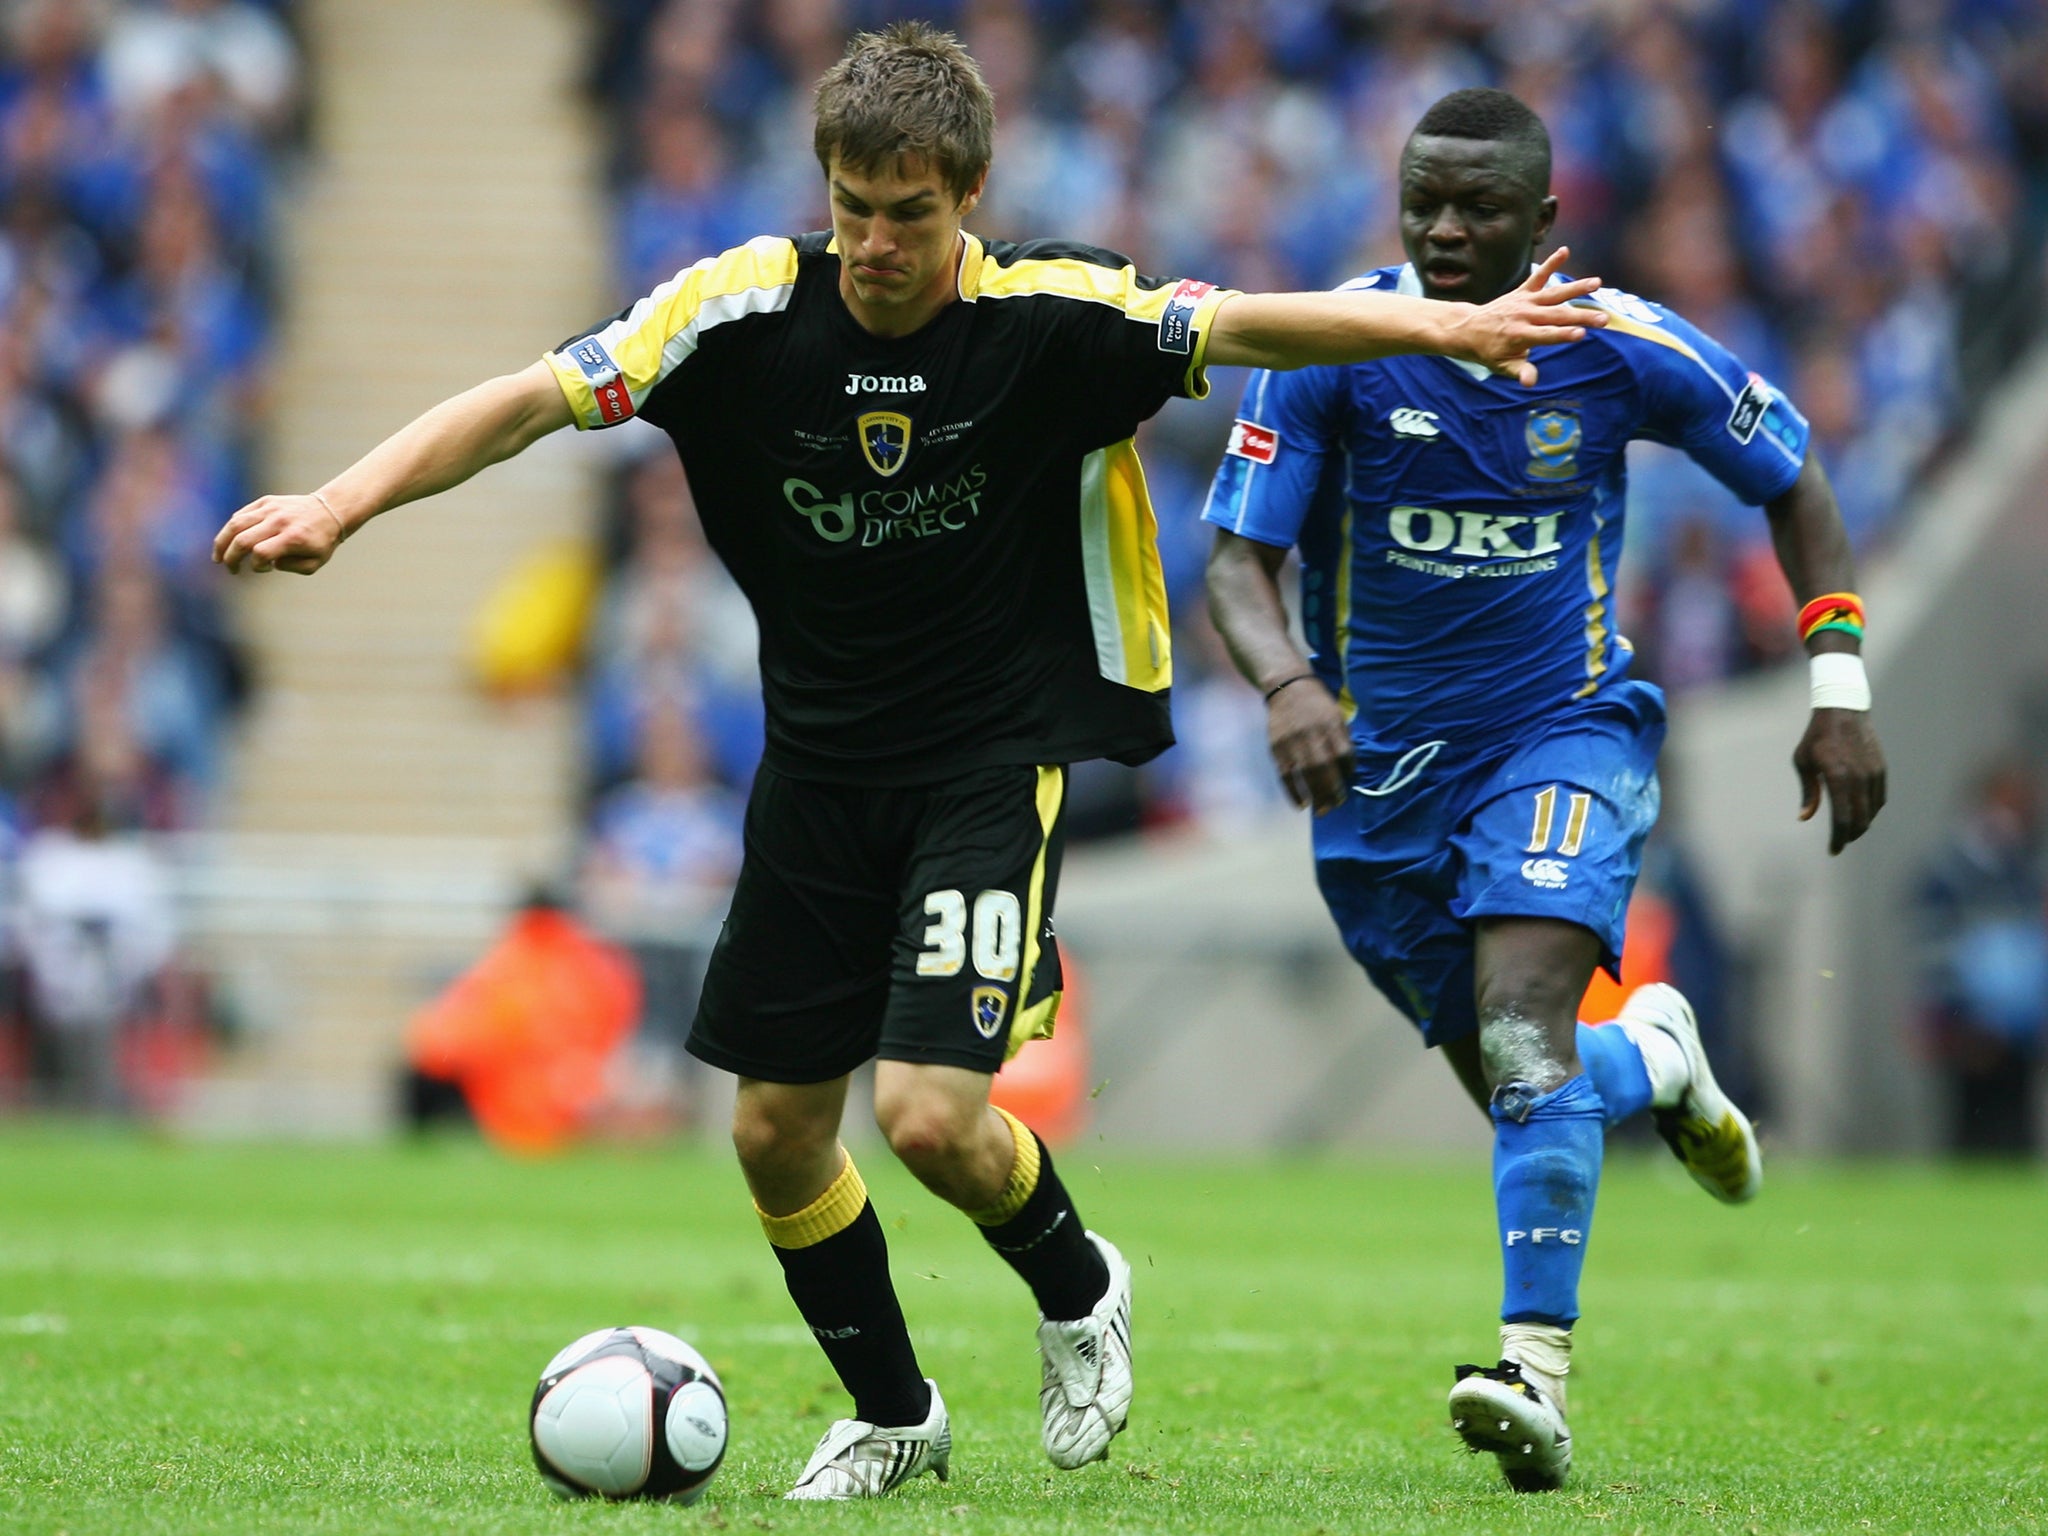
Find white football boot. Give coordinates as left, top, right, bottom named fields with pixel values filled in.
left=1448, top=1358, right=1572, bottom=1493
left=784, top=1379, right=950, bottom=1500
left=1036, top=1231, right=1133, bottom=1469
left=1620, top=982, right=1763, bottom=1203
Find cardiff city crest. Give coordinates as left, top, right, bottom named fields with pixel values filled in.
left=1524, top=408, right=1582, bottom=481
left=971, top=986, right=1009, bottom=1039
left=858, top=410, right=912, bottom=478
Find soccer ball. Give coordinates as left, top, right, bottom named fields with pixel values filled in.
left=529, top=1326, right=728, bottom=1502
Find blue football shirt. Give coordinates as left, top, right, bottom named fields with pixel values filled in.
left=1201, top=265, right=1810, bottom=759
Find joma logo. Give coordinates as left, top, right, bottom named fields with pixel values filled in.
left=846, top=373, right=926, bottom=395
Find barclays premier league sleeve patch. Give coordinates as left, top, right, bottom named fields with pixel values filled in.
left=1726, top=373, right=1771, bottom=444
left=1158, top=278, right=1216, bottom=356
left=1225, top=419, right=1278, bottom=465
left=568, top=336, right=635, bottom=425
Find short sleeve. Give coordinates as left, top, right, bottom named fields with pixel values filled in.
left=967, top=240, right=1239, bottom=434
left=543, top=236, right=801, bottom=430
left=1199, top=364, right=1342, bottom=550
left=1604, top=293, right=1810, bottom=505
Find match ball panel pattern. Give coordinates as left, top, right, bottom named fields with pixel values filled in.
left=531, top=1354, right=654, bottom=1496
left=529, top=1326, right=729, bottom=1503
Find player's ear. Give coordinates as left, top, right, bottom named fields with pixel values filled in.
left=1532, top=194, right=1559, bottom=247
left=956, top=165, right=989, bottom=218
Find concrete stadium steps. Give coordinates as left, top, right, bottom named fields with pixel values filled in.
left=194, top=0, right=606, bottom=1130
left=170, top=833, right=532, bottom=1138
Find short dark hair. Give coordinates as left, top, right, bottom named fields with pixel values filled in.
left=813, top=21, right=995, bottom=201
left=1408, top=88, right=1552, bottom=194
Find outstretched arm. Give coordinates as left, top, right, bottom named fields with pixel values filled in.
left=1204, top=248, right=1605, bottom=386
left=1205, top=529, right=1354, bottom=814
left=1763, top=452, right=1887, bottom=854
left=213, top=360, right=574, bottom=574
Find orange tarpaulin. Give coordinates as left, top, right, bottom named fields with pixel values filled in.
left=1579, top=888, right=1674, bottom=1024
left=406, top=907, right=641, bottom=1153
left=990, top=951, right=1091, bottom=1146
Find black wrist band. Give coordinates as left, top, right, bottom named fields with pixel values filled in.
left=1264, top=673, right=1316, bottom=703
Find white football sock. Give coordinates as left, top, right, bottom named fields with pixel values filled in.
left=1616, top=1017, right=1690, bottom=1108
left=1500, top=1321, right=1571, bottom=1412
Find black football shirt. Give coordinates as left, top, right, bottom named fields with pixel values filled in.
left=545, top=231, right=1236, bottom=786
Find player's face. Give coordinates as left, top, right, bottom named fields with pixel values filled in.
left=828, top=154, right=985, bottom=334
left=1398, top=136, right=1557, bottom=305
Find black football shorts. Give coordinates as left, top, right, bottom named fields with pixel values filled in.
left=686, top=763, right=1067, bottom=1083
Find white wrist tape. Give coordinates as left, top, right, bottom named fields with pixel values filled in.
left=1809, top=651, right=1871, bottom=712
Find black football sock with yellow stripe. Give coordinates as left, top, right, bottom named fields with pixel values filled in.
left=760, top=1154, right=931, bottom=1428
left=969, top=1107, right=1110, bottom=1322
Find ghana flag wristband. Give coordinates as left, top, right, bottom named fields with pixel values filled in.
left=1797, top=591, right=1865, bottom=644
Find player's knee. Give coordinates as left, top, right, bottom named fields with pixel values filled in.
left=730, top=1095, right=836, bottom=1177
left=1477, top=1002, right=1577, bottom=1095
left=874, top=1090, right=978, bottom=1175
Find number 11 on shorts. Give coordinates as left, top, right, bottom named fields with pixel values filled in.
left=1526, top=785, right=1592, bottom=858
left=917, top=889, right=1023, bottom=981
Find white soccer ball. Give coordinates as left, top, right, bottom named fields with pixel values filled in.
left=529, top=1326, right=728, bottom=1502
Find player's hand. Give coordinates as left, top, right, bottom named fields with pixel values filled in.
left=213, top=492, right=350, bottom=575
left=1268, top=676, right=1355, bottom=815
left=1445, top=247, right=1607, bottom=387
left=1794, top=708, right=1887, bottom=855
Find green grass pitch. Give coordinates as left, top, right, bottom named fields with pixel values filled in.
left=2, top=1127, right=2042, bottom=1535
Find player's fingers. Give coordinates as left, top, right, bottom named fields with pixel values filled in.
left=1507, top=358, right=1539, bottom=387
left=1523, top=246, right=1570, bottom=290
left=1829, top=771, right=1866, bottom=855
left=1796, top=753, right=1821, bottom=822
left=1305, top=760, right=1345, bottom=815
left=1531, top=275, right=1603, bottom=310
left=246, top=529, right=315, bottom=574
left=1272, top=752, right=1308, bottom=809
left=219, top=523, right=270, bottom=573
left=215, top=507, right=271, bottom=568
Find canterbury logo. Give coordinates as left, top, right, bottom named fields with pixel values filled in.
left=1389, top=407, right=1440, bottom=439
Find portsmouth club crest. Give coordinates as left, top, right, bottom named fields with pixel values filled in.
left=971, top=986, right=1009, bottom=1040
left=1524, top=407, right=1582, bottom=481
left=858, top=410, right=912, bottom=478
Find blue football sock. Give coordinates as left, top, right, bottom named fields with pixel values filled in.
left=1576, top=1021, right=1653, bottom=1125
left=1492, top=1073, right=1606, bottom=1328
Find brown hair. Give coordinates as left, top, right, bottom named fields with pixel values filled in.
left=813, top=21, right=995, bottom=201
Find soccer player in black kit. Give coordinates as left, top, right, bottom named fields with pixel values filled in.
left=215, top=22, right=1605, bottom=1499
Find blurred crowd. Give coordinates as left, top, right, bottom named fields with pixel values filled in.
left=0, top=0, right=301, bottom=1107
left=574, top=0, right=2048, bottom=844
left=1914, top=756, right=2047, bottom=1155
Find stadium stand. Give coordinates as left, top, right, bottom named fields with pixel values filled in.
left=0, top=0, right=302, bottom=1106
left=574, top=0, right=2048, bottom=842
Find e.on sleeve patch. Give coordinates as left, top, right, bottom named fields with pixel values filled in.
left=1225, top=419, right=1279, bottom=464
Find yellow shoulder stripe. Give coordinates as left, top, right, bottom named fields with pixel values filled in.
left=966, top=242, right=1232, bottom=399
left=544, top=236, right=800, bottom=429
left=1591, top=309, right=1709, bottom=372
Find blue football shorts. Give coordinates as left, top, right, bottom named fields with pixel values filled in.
left=1312, top=680, right=1666, bottom=1048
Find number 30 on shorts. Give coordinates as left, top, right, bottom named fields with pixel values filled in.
left=917, top=889, right=1024, bottom=981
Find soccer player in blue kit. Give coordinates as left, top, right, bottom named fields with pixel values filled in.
left=1203, top=89, right=1887, bottom=1491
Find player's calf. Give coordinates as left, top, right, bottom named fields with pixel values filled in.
left=965, top=1108, right=1128, bottom=1468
